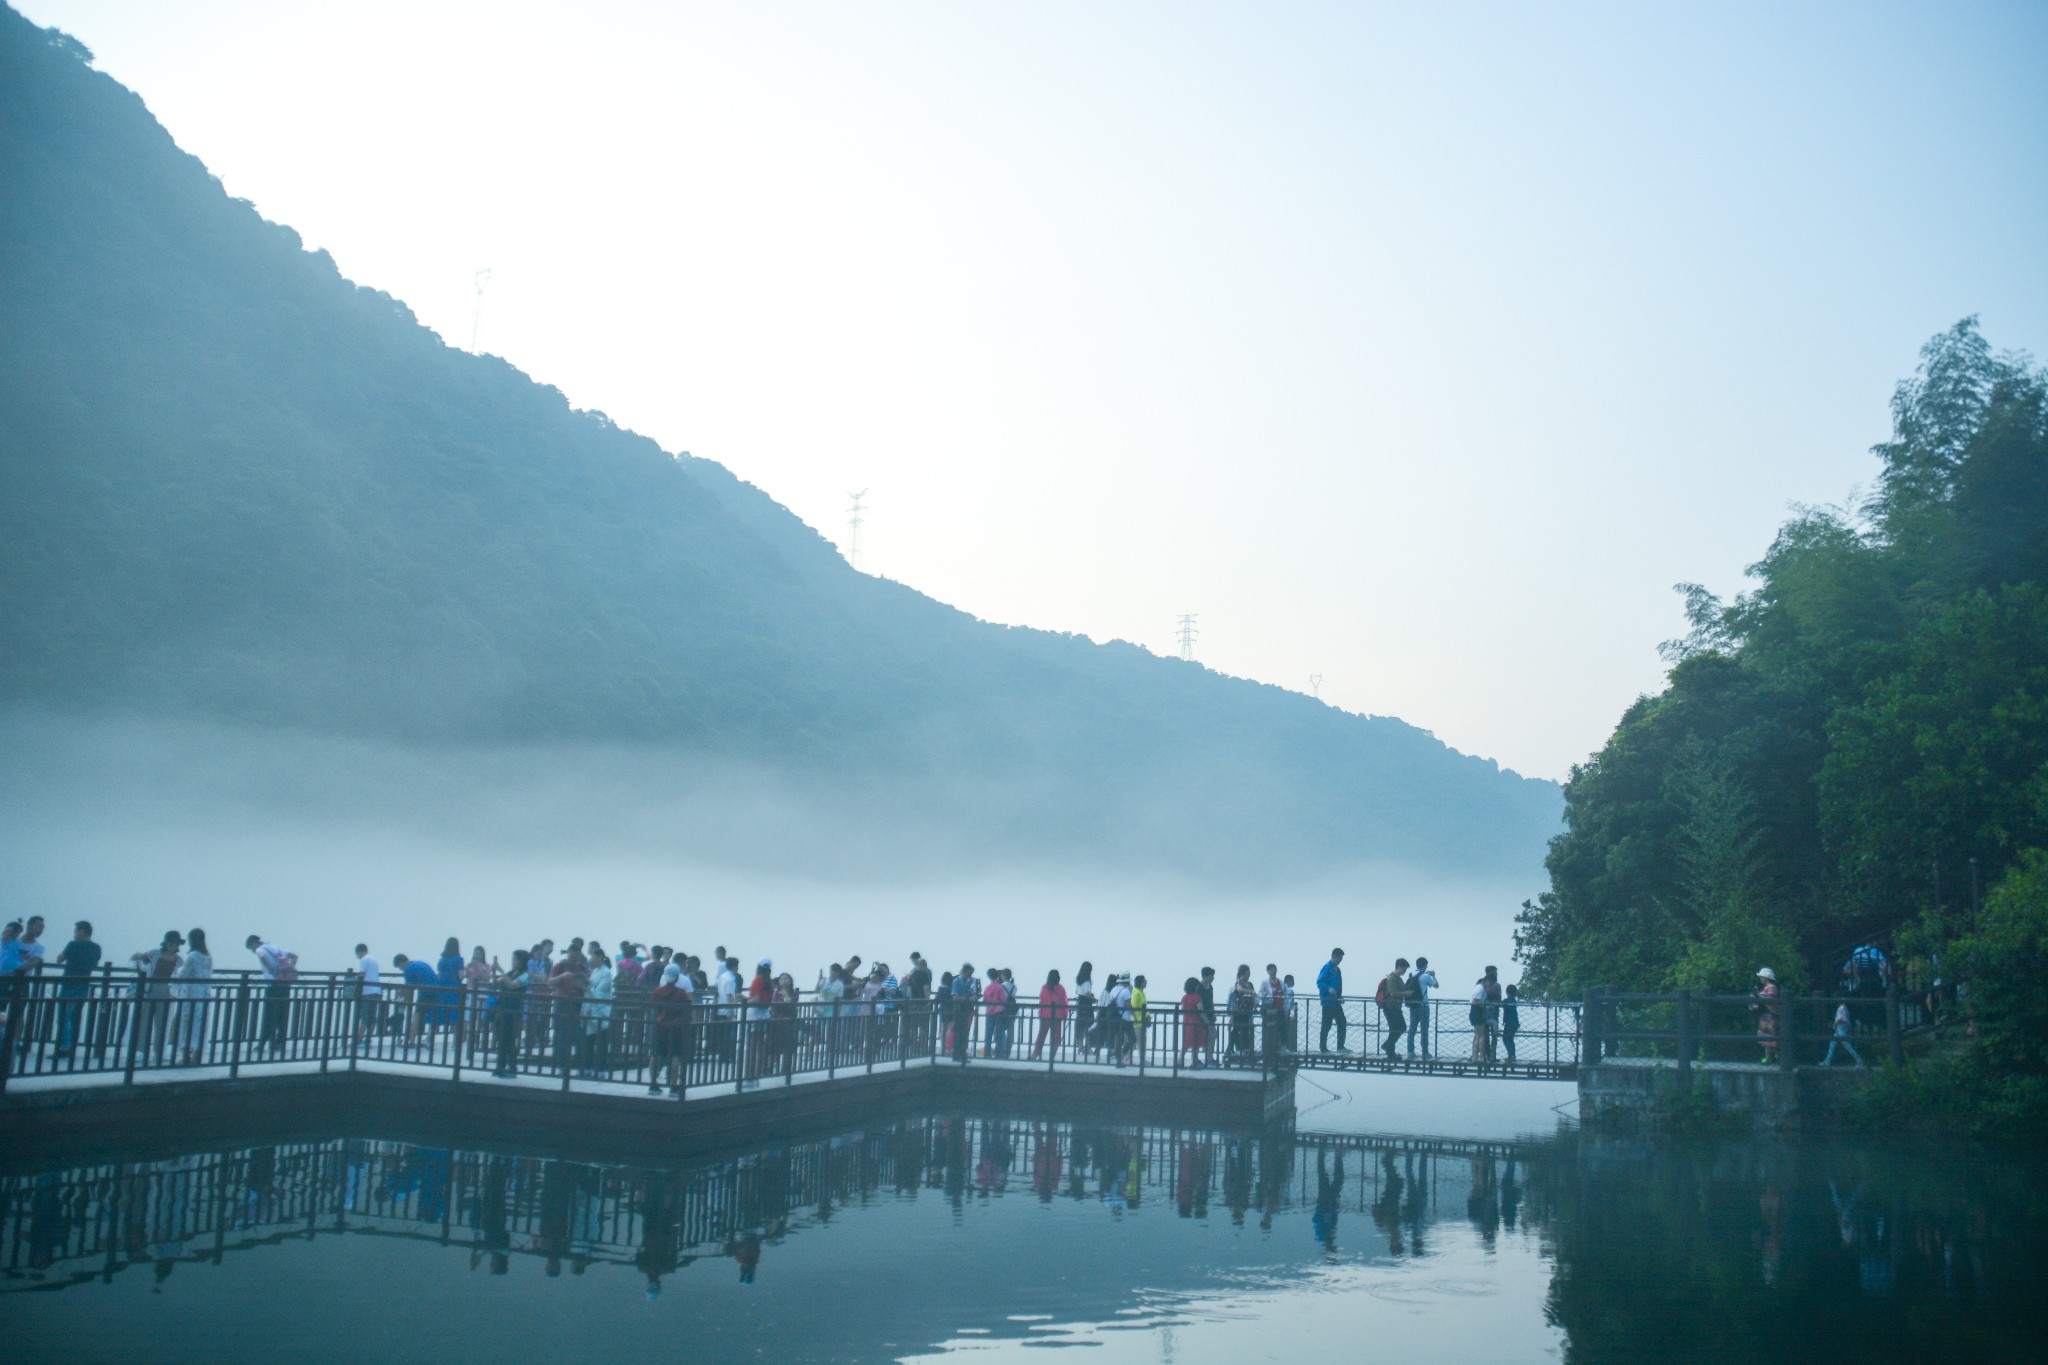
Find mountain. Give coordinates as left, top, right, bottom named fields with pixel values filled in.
left=0, top=8, right=1559, bottom=880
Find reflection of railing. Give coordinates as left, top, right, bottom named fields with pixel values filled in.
left=0, top=1122, right=1552, bottom=1292
left=0, top=969, right=1579, bottom=1093
left=1581, top=982, right=1928, bottom=1073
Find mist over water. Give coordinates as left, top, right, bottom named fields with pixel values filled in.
left=2, top=711, right=1536, bottom=986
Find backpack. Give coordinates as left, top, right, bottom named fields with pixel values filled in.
left=1374, top=976, right=1390, bottom=1006
left=271, top=950, right=299, bottom=983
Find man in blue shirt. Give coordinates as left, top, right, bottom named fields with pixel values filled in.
left=1316, top=948, right=1348, bottom=1053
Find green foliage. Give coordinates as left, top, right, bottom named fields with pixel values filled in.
left=1519, top=318, right=2048, bottom=997
left=1951, top=852, right=2048, bottom=1082
left=0, top=7, right=1560, bottom=879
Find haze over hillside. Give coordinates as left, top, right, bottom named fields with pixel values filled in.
left=0, top=8, right=1558, bottom=901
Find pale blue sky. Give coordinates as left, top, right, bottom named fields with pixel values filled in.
left=21, top=0, right=2048, bottom=779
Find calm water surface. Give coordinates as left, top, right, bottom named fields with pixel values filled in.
left=7, top=1106, right=2046, bottom=1363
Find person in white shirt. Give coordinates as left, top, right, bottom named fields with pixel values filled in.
left=353, top=943, right=384, bottom=1044
left=1822, top=1002, right=1864, bottom=1067
left=244, top=935, right=296, bottom=1055
left=172, top=928, right=214, bottom=1065
left=1407, top=957, right=1439, bottom=1058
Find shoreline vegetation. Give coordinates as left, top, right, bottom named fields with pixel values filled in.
left=1516, top=320, right=2048, bottom=1139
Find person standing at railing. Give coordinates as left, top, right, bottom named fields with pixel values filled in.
left=715, top=955, right=742, bottom=1064
left=818, top=963, right=847, bottom=1061
left=769, top=971, right=799, bottom=1071
left=1177, top=977, right=1208, bottom=1068
left=1501, top=984, right=1520, bottom=1064
left=244, top=935, right=296, bottom=1056
left=490, top=949, right=530, bottom=1078
left=1259, top=964, right=1287, bottom=1064
left=462, top=947, right=494, bottom=1059
left=1032, top=969, right=1068, bottom=1058
left=352, top=944, right=384, bottom=1047
left=1197, top=966, right=1219, bottom=1067
left=581, top=947, right=615, bottom=1077
left=981, top=969, right=1011, bottom=1057
left=1072, top=963, right=1096, bottom=1058
left=395, top=953, right=438, bottom=1050
left=128, top=930, right=182, bottom=1065
left=1131, top=976, right=1150, bottom=1063
left=1316, top=949, right=1347, bottom=1053
left=1822, top=1000, right=1864, bottom=1067
left=172, top=928, right=212, bottom=1066
left=551, top=945, right=591, bottom=1073
left=1753, top=967, right=1780, bottom=1064
left=1407, top=958, right=1438, bottom=1059
left=1106, top=973, right=1137, bottom=1066
left=950, top=964, right=978, bottom=1061
left=433, top=938, right=464, bottom=1039
left=1226, top=966, right=1257, bottom=1065
left=1471, top=966, right=1503, bottom=1063
left=1375, top=959, right=1409, bottom=1061
left=53, top=919, right=101, bottom=1062
left=742, top=958, right=773, bottom=1088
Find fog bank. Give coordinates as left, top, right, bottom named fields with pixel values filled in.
left=2, top=712, right=1540, bottom=986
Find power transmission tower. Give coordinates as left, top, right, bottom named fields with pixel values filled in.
left=846, top=489, right=868, bottom=571
left=469, top=267, right=492, bottom=351
left=1176, top=613, right=1199, bottom=661
left=1308, top=673, right=1323, bottom=700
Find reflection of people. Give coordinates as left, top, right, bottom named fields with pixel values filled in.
left=727, top=1230, right=762, bottom=1283
left=1371, top=1151, right=1406, bottom=1256
left=1312, top=1149, right=1344, bottom=1258
left=1467, top=1156, right=1500, bottom=1246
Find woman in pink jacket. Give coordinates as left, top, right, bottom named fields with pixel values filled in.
left=1032, top=969, right=1069, bottom=1059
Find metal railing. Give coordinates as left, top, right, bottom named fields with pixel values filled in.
left=1581, top=980, right=1925, bottom=1073
left=0, top=969, right=1311, bottom=1096
left=0, top=967, right=1591, bottom=1094
left=1285, top=993, right=1579, bottom=1076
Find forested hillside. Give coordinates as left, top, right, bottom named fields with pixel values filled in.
left=0, top=10, right=1558, bottom=879
left=1517, top=320, right=2048, bottom=999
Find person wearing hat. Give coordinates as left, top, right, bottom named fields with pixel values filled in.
left=1754, top=967, right=1780, bottom=1064
left=129, top=930, right=184, bottom=1064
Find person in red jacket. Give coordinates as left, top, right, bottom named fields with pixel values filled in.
left=1178, top=977, right=1209, bottom=1069
left=1031, top=969, right=1069, bottom=1058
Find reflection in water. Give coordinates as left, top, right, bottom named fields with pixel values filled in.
left=3, top=1120, right=1530, bottom=1299
left=6, top=1119, right=2047, bottom=1363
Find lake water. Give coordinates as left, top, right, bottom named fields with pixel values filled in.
left=7, top=1083, right=2045, bottom=1363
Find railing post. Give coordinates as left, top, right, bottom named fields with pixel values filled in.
left=1584, top=989, right=1603, bottom=1064
left=1779, top=992, right=1798, bottom=1073
left=1886, top=976, right=1905, bottom=1068
left=230, top=975, right=250, bottom=1079
left=123, top=972, right=145, bottom=1086
left=1675, top=989, right=1692, bottom=1078
left=318, top=976, right=332, bottom=1074
left=0, top=975, right=25, bottom=1094
left=450, top=984, right=463, bottom=1085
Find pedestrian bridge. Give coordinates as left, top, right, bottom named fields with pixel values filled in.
left=0, top=969, right=1575, bottom=1101
left=1, top=972, right=1927, bottom=1131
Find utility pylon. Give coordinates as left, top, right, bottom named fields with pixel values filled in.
left=1176, top=613, right=1199, bottom=662
left=846, top=490, right=868, bottom=571
left=469, top=267, right=492, bottom=352
left=1308, top=673, right=1323, bottom=700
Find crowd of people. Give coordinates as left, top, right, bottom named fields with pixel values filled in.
left=3, top=916, right=1539, bottom=1087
